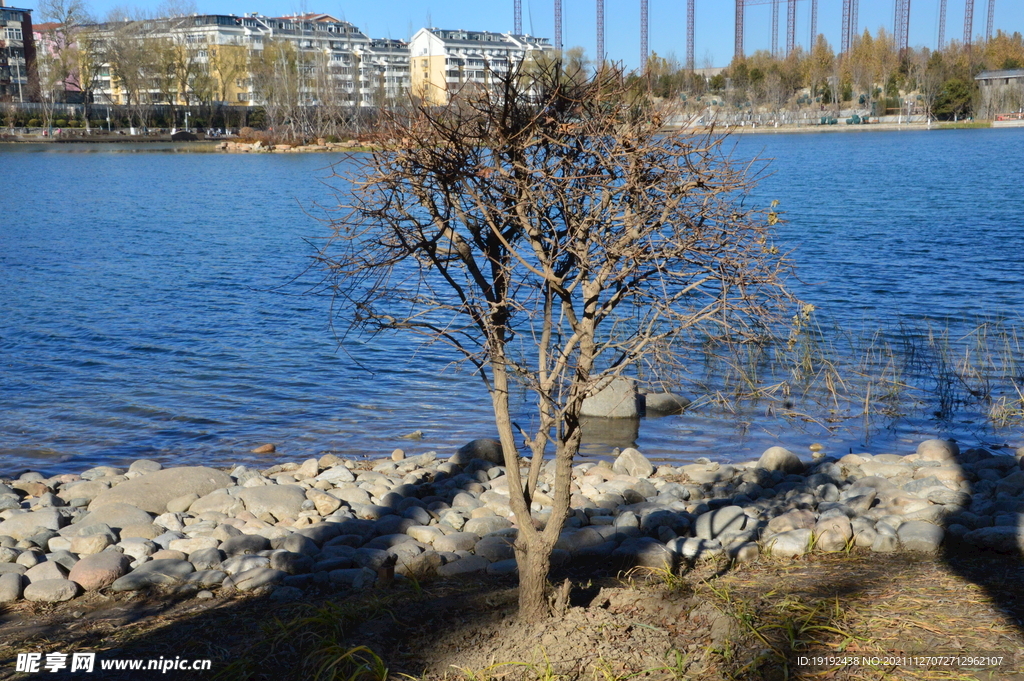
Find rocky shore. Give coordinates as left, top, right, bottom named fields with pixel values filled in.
left=216, top=139, right=376, bottom=153
left=1, top=438, right=1022, bottom=607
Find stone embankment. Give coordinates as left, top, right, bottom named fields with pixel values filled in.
left=217, top=139, right=375, bottom=153
left=1, top=438, right=1022, bottom=605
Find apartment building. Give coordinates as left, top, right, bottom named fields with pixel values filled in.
left=82, top=12, right=411, bottom=108
left=0, top=0, right=37, bottom=102
left=409, top=28, right=552, bottom=105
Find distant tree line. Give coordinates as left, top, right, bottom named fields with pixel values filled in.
left=632, top=29, right=1024, bottom=121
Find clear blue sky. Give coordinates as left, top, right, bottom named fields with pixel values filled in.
left=21, top=0, right=1024, bottom=69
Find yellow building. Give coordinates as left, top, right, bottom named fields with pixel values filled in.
left=409, top=28, right=552, bottom=105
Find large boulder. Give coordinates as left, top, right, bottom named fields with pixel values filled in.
left=72, top=504, right=154, bottom=532
left=581, top=377, right=641, bottom=418
left=454, top=439, right=505, bottom=465
left=757, top=446, right=804, bottom=474
left=643, top=392, right=691, bottom=415
left=612, top=448, right=654, bottom=478
left=68, top=552, right=132, bottom=591
left=0, top=509, right=66, bottom=541
left=24, top=579, right=78, bottom=603
left=916, top=439, right=959, bottom=463
left=238, top=485, right=307, bottom=520
left=89, top=467, right=232, bottom=514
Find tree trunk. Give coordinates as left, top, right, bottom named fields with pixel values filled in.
left=514, top=540, right=553, bottom=621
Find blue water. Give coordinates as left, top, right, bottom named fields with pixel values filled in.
left=2, top=130, right=1023, bottom=474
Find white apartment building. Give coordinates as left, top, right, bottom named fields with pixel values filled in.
left=83, top=12, right=411, bottom=109
left=408, top=28, right=553, bottom=105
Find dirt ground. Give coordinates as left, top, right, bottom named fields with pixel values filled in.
left=1, top=547, right=1022, bottom=681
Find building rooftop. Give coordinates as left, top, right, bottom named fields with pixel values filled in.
left=975, top=69, right=1024, bottom=80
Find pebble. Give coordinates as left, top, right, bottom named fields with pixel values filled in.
left=1, top=435, right=1020, bottom=606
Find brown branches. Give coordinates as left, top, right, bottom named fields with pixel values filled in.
left=318, top=61, right=794, bottom=619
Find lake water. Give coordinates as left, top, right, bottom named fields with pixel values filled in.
left=2, top=129, right=1023, bottom=475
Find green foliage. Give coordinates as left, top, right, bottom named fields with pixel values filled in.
left=933, top=77, right=975, bottom=120
left=28, top=118, right=40, bottom=127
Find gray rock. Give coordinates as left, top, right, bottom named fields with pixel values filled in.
left=695, top=506, right=748, bottom=540
left=68, top=552, right=131, bottom=591
left=463, top=516, right=512, bottom=536
left=433, top=532, right=480, bottom=553
left=270, top=551, right=315, bottom=575
left=813, top=515, right=853, bottom=552
left=581, top=377, right=641, bottom=418
left=315, top=466, right=356, bottom=485
left=486, top=558, right=519, bottom=575
left=765, top=529, right=812, bottom=557
left=643, top=392, right=691, bottom=415
left=89, top=467, right=232, bottom=514
left=221, top=555, right=270, bottom=575
left=897, top=521, right=944, bottom=552
left=474, top=535, right=516, bottom=562
left=612, top=448, right=654, bottom=478
left=110, top=559, right=195, bottom=591
left=757, top=447, right=804, bottom=474
left=437, top=555, right=490, bottom=576
left=962, top=526, right=1024, bottom=553
left=0, top=572, right=23, bottom=602
left=0, top=547, right=18, bottom=563
left=0, top=563, right=28, bottom=575
left=24, top=578, right=78, bottom=603
left=0, top=509, right=66, bottom=540
left=278, top=533, right=319, bottom=556
left=221, top=534, right=271, bottom=556
left=227, top=567, right=288, bottom=592
left=188, top=490, right=244, bottom=516
left=455, top=439, right=505, bottom=465
left=185, top=570, right=227, bottom=587
left=329, top=567, right=377, bottom=589
left=129, top=459, right=163, bottom=474
left=238, top=485, right=307, bottom=520
left=25, top=560, right=69, bottom=583
left=871, top=533, right=899, bottom=553
left=611, top=537, right=674, bottom=569
left=189, top=547, right=224, bottom=571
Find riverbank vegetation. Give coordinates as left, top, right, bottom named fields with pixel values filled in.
left=639, top=29, right=1024, bottom=123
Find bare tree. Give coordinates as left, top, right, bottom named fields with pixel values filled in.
left=318, top=64, right=793, bottom=620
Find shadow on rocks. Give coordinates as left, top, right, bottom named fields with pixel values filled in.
left=940, top=440, right=1024, bottom=642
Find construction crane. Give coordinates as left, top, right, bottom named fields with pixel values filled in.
left=514, top=0, right=522, bottom=34
left=771, top=0, right=779, bottom=56
left=554, top=0, right=563, bottom=51
left=964, top=0, right=974, bottom=46
left=894, top=0, right=911, bottom=52
left=787, top=0, right=797, bottom=55
left=841, top=0, right=860, bottom=54
left=986, top=0, right=995, bottom=41
left=640, top=0, right=649, bottom=70
left=938, top=0, right=947, bottom=49
left=596, top=0, right=604, bottom=63
left=810, top=0, right=817, bottom=45
left=687, top=0, right=695, bottom=69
